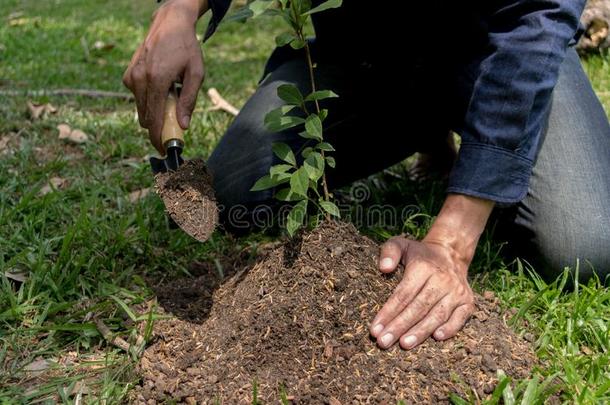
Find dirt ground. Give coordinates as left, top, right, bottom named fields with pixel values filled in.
left=154, top=159, right=218, bottom=242
left=132, top=222, right=536, bottom=404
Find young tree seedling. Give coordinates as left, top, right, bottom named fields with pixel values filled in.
left=238, top=0, right=343, bottom=235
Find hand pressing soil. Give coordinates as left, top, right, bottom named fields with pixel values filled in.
left=154, top=159, right=218, bottom=242
left=132, top=222, right=537, bottom=404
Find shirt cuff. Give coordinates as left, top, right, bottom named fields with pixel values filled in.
left=447, top=142, right=533, bottom=205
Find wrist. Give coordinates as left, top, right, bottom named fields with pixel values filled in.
left=160, top=0, right=209, bottom=23
left=423, top=194, right=494, bottom=267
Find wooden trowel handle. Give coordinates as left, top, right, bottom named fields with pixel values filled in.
left=161, top=92, right=184, bottom=148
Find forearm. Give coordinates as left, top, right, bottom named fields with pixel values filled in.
left=423, top=194, right=494, bottom=268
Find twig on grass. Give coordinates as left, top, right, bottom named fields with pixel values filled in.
left=0, top=89, right=134, bottom=100
left=94, top=319, right=132, bottom=353
left=207, top=87, right=240, bottom=116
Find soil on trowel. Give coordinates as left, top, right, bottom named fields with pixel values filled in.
left=133, top=222, right=537, bottom=404
left=154, top=159, right=218, bottom=242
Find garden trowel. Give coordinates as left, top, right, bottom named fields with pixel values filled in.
left=149, top=90, right=218, bottom=242
left=149, top=91, right=185, bottom=174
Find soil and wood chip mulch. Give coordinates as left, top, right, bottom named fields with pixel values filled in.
left=132, top=222, right=537, bottom=404
left=154, top=159, right=218, bottom=242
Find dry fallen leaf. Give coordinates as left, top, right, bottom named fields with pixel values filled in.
left=57, top=124, right=88, bottom=144
left=69, top=380, right=90, bottom=396
left=92, top=40, right=115, bottom=51
left=128, top=188, right=151, bottom=203
left=27, top=101, right=57, bottom=120
left=57, top=124, right=72, bottom=139
left=0, top=133, right=18, bottom=155
left=4, top=271, right=27, bottom=283
left=39, top=177, right=67, bottom=196
left=24, top=358, right=52, bottom=374
left=69, top=129, right=88, bottom=143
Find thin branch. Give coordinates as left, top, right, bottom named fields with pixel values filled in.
left=0, top=88, right=134, bottom=100
left=95, top=319, right=132, bottom=352
left=207, top=87, right=240, bottom=116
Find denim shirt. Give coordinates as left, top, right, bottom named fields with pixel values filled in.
left=201, top=0, right=586, bottom=205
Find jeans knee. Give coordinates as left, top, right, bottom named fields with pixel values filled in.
left=527, top=218, right=610, bottom=285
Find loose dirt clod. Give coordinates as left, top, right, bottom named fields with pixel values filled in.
left=134, top=222, right=537, bottom=403
left=154, top=159, right=218, bottom=242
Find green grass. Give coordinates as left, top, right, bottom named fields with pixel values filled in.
left=1, top=1, right=609, bottom=403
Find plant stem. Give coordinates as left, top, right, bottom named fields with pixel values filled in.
left=302, top=36, right=331, bottom=205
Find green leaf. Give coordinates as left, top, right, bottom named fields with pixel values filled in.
left=276, top=32, right=296, bottom=47
left=275, top=187, right=305, bottom=202
left=304, top=152, right=324, bottom=181
left=318, top=109, right=329, bottom=121
left=265, top=115, right=305, bottom=132
left=325, top=156, right=336, bottom=168
left=298, top=130, right=318, bottom=140
left=448, top=394, right=469, bottom=405
left=301, top=147, right=313, bottom=158
left=488, top=373, right=512, bottom=405
left=304, top=114, right=323, bottom=140
left=287, top=200, right=308, bottom=236
left=266, top=105, right=297, bottom=118
left=302, top=0, right=342, bottom=16
left=249, top=0, right=274, bottom=17
left=272, top=172, right=292, bottom=182
left=251, top=175, right=276, bottom=191
left=270, top=164, right=293, bottom=176
left=290, top=38, right=307, bottom=49
left=272, top=142, right=297, bottom=165
left=316, top=142, right=335, bottom=151
left=264, top=105, right=297, bottom=130
left=290, top=166, right=310, bottom=197
left=277, top=84, right=303, bottom=105
left=305, top=90, right=339, bottom=102
left=109, top=295, right=137, bottom=322
left=320, top=200, right=340, bottom=217
left=224, top=6, right=254, bottom=23
left=295, top=0, right=313, bottom=15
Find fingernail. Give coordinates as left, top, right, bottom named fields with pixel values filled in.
left=380, top=257, right=393, bottom=270
left=371, top=324, right=384, bottom=336
left=403, top=335, right=417, bottom=348
left=182, top=115, right=190, bottom=127
left=380, top=333, right=394, bottom=347
left=435, top=330, right=445, bottom=340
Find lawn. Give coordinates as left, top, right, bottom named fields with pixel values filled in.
left=1, top=0, right=609, bottom=403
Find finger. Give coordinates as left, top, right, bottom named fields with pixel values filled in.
left=122, top=45, right=143, bottom=90
left=369, top=262, right=429, bottom=339
left=176, top=54, right=204, bottom=129
left=145, top=67, right=173, bottom=154
left=378, top=237, right=409, bottom=273
left=398, top=296, right=454, bottom=349
left=375, top=278, right=446, bottom=349
left=433, top=303, right=475, bottom=341
left=131, top=61, right=148, bottom=128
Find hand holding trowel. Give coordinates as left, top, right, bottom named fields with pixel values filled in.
left=149, top=88, right=218, bottom=242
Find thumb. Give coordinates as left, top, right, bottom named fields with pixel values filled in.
left=177, top=57, right=205, bottom=129
left=378, top=237, right=410, bottom=273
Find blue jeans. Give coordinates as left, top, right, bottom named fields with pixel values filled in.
left=207, top=48, right=610, bottom=283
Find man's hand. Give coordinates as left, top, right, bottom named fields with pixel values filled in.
left=123, top=0, right=208, bottom=154
left=370, top=194, right=494, bottom=349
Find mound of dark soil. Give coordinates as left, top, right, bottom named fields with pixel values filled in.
left=133, top=222, right=536, bottom=404
left=154, top=159, right=218, bottom=242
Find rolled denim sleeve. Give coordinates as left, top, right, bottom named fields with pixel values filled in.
left=448, top=0, right=586, bottom=204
